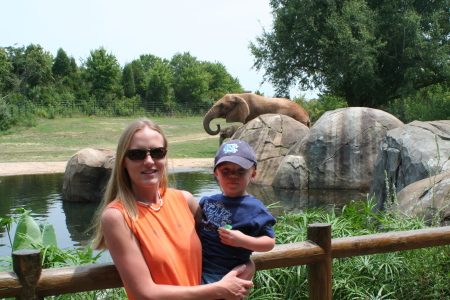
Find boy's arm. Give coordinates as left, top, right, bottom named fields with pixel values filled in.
left=218, top=227, right=275, bottom=252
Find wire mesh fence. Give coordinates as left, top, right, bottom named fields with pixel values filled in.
left=8, top=99, right=213, bottom=118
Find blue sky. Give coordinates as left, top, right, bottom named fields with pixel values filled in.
left=1, top=0, right=317, bottom=99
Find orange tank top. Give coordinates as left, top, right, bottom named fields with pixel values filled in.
left=108, top=189, right=202, bottom=298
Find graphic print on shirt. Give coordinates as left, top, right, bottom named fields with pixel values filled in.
left=202, top=201, right=232, bottom=232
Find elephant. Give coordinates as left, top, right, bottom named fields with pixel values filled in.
left=203, top=93, right=311, bottom=135
left=219, top=125, right=242, bottom=145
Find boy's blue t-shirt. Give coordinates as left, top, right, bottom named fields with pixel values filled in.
left=199, top=193, right=276, bottom=269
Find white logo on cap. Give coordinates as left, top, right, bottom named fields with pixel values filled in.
left=223, top=144, right=238, bottom=154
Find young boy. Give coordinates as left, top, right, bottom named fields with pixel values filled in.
left=199, top=139, right=276, bottom=284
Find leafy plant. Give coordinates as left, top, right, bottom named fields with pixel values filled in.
left=251, top=197, right=450, bottom=299
left=12, top=208, right=57, bottom=251
left=1, top=208, right=103, bottom=270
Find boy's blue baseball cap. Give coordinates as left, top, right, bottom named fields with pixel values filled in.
left=214, top=139, right=257, bottom=170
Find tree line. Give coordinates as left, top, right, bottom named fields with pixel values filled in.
left=2, top=0, right=450, bottom=131
left=0, top=45, right=244, bottom=109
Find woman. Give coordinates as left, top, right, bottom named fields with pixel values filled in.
left=92, top=118, right=253, bottom=299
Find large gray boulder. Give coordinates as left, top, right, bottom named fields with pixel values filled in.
left=247, top=184, right=366, bottom=215
left=62, top=148, right=115, bottom=202
left=274, top=107, right=403, bottom=190
left=272, top=155, right=309, bottom=189
left=233, top=114, right=309, bottom=185
left=393, top=172, right=450, bottom=226
left=370, top=120, right=450, bottom=210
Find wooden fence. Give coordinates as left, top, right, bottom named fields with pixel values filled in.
left=0, top=224, right=449, bottom=300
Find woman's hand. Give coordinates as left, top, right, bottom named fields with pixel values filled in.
left=217, top=264, right=253, bottom=299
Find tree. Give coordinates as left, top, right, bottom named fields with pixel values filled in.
left=140, top=54, right=162, bottom=72
left=6, top=44, right=53, bottom=96
left=146, top=59, right=174, bottom=104
left=202, top=61, right=243, bottom=101
left=52, top=48, right=71, bottom=78
left=121, top=63, right=136, bottom=98
left=65, top=57, right=82, bottom=92
left=250, top=0, right=450, bottom=107
left=83, top=47, right=121, bottom=101
left=131, top=60, right=146, bottom=97
left=0, top=47, right=13, bottom=95
left=170, top=52, right=211, bottom=104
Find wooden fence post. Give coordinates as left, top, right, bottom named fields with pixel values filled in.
left=307, top=223, right=332, bottom=300
left=12, top=250, right=43, bottom=300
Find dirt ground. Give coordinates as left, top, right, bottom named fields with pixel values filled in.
left=0, top=158, right=214, bottom=176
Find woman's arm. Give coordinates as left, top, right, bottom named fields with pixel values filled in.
left=102, top=208, right=252, bottom=300
left=181, top=190, right=203, bottom=230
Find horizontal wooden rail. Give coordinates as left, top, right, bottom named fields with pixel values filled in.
left=252, top=240, right=324, bottom=270
left=0, top=226, right=448, bottom=299
left=330, top=226, right=450, bottom=258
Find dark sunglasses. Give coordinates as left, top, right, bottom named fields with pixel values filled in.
left=125, top=147, right=168, bottom=160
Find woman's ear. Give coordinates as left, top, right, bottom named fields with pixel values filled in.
left=226, top=96, right=249, bottom=123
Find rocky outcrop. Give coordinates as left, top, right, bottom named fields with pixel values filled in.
left=274, top=107, right=403, bottom=190
left=62, top=148, right=115, bottom=202
left=370, top=120, right=450, bottom=210
left=247, top=184, right=366, bottom=215
left=233, top=114, right=309, bottom=185
left=272, top=155, right=309, bottom=189
left=393, top=172, right=450, bottom=226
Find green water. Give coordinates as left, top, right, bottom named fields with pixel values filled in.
left=0, top=169, right=365, bottom=257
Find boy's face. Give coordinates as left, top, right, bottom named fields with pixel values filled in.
left=214, top=161, right=257, bottom=197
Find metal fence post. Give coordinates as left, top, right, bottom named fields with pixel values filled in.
left=307, top=223, right=332, bottom=300
left=12, top=249, right=43, bottom=300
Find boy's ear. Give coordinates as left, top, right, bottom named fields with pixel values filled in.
left=250, top=169, right=257, bottom=181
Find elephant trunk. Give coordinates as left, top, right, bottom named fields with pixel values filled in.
left=203, top=109, right=221, bottom=135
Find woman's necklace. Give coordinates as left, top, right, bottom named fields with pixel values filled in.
left=137, top=192, right=164, bottom=211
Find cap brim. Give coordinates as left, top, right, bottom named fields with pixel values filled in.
left=214, top=156, right=255, bottom=170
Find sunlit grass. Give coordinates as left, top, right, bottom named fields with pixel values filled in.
left=0, top=116, right=228, bottom=163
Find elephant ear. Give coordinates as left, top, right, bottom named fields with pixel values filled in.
left=226, top=96, right=249, bottom=123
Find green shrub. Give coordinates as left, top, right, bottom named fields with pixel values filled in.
left=0, top=98, right=14, bottom=131
left=252, top=197, right=450, bottom=300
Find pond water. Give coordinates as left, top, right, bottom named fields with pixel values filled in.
left=0, top=169, right=367, bottom=258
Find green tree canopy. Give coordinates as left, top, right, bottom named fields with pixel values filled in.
left=131, top=60, right=146, bottom=97
left=83, top=47, right=121, bottom=101
left=250, top=0, right=450, bottom=107
left=0, top=47, right=13, bottom=95
left=140, top=54, right=162, bottom=72
left=202, top=61, right=243, bottom=101
left=121, top=63, right=136, bottom=98
left=170, top=52, right=211, bottom=104
left=52, top=48, right=71, bottom=78
left=6, top=44, right=53, bottom=96
left=146, top=59, right=174, bottom=104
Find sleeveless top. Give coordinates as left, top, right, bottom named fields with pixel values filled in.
left=108, top=188, right=202, bottom=299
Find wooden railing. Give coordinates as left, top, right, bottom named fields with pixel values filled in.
left=1, top=224, right=449, bottom=300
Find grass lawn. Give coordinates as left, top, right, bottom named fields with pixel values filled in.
left=0, top=116, right=233, bottom=163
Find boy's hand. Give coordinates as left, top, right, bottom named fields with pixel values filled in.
left=218, top=227, right=247, bottom=248
left=218, top=227, right=276, bottom=252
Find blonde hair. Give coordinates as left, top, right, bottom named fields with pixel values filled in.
left=91, top=118, right=169, bottom=250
